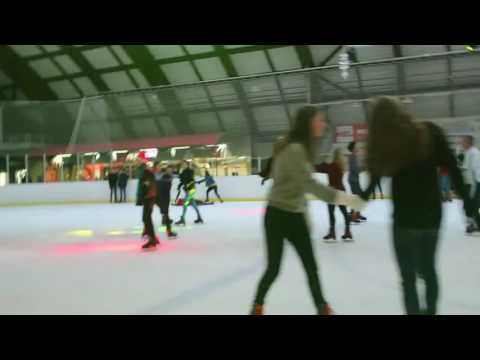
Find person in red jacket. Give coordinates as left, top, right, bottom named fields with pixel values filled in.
left=315, top=148, right=353, bottom=241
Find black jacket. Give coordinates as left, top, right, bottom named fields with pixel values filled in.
left=118, top=172, right=128, bottom=188
left=179, top=167, right=195, bottom=190
left=108, top=172, right=118, bottom=188
left=155, top=173, right=173, bottom=204
left=364, top=122, right=466, bottom=228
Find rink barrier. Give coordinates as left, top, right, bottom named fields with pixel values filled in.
left=0, top=174, right=388, bottom=207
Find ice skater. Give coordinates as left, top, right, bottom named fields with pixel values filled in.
left=154, top=162, right=177, bottom=239
left=315, top=148, right=352, bottom=242
left=136, top=153, right=160, bottom=249
left=175, top=161, right=193, bottom=204
left=108, top=169, right=118, bottom=203
left=118, top=168, right=129, bottom=203
left=347, top=141, right=367, bottom=223
left=175, top=161, right=203, bottom=225
left=197, top=170, right=223, bottom=203
left=250, top=106, right=365, bottom=315
left=460, top=135, right=480, bottom=234
left=362, top=97, right=467, bottom=315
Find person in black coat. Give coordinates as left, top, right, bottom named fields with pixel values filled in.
left=362, top=97, right=467, bottom=315
left=139, top=162, right=159, bottom=249
left=154, top=162, right=177, bottom=238
left=108, top=170, right=119, bottom=203
left=118, top=168, right=129, bottom=203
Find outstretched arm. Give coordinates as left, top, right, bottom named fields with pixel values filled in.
left=289, top=145, right=366, bottom=210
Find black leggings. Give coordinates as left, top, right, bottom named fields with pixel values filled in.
left=206, top=185, right=222, bottom=202
left=393, top=226, right=439, bottom=315
left=374, top=180, right=383, bottom=197
left=253, top=206, right=326, bottom=312
left=119, top=186, right=127, bottom=202
left=327, top=204, right=350, bottom=230
left=110, top=186, right=118, bottom=203
left=156, top=201, right=173, bottom=234
left=142, top=199, right=156, bottom=238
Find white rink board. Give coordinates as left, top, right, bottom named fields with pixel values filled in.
left=0, top=173, right=388, bottom=206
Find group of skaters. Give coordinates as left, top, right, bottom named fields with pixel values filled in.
left=107, top=169, right=129, bottom=203
left=251, top=97, right=477, bottom=316
left=135, top=153, right=224, bottom=250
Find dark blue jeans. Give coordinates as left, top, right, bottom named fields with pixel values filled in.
left=393, top=226, right=439, bottom=315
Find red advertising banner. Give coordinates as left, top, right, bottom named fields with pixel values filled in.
left=335, top=126, right=354, bottom=143
left=353, top=123, right=368, bottom=142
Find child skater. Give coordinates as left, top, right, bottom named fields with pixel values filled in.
left=175, top=161, right=193, bottom=204
left=175, top=162, right=204, bottom=225
left=362, top=97, right=467, bottom=315
left=154, top=162, right=177, bottom=239
left=250, top=106, right=366, bottom=315
left=197, top=170, right=223, bottom=203
left=315, top=148, right=353, bottom=242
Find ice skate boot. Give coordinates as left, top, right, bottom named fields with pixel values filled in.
left=350, top=212, right=361, bottom=224
left=142, top=237, right=157, bottom=250
left=250, top=304, right=264, bottom=315
left=175, top=218, right=186, bottom=226
left=318, top=303, right=334, bottom=315
left=323, top=228, right=336, bottom=242
left=342, top=229, right=353, bottom=242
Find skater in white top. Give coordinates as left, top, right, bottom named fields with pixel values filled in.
left=461, top=135, right=480, bottom=233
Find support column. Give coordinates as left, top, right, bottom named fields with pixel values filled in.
left=76, top=153, right=80, bottom=181
left=5, top=154, right=9, bottom=185
left=66, top=97, right=86, bottom=155
left=43, top=153, right=47, bottom=183
left=0, top=105, right=3, bottom=144
left=25, top=153, right=29, bottom=183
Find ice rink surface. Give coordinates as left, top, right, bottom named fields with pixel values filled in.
left=0, top=199, right=478, bottom=315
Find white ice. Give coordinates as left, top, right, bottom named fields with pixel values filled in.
left=0, top=200, right=479, bottom=315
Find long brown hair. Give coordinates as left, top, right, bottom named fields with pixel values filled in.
left=366, top=97, right=431, bottom=177
left=273, top=105, right=321, bottom=163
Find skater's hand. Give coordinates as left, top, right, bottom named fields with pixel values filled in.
left=334, top=191, right=367, bottom=211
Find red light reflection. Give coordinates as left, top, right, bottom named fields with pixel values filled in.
left=49, top=240, right=179, bottom=256
left=231, top=208, right=266, bottom=217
